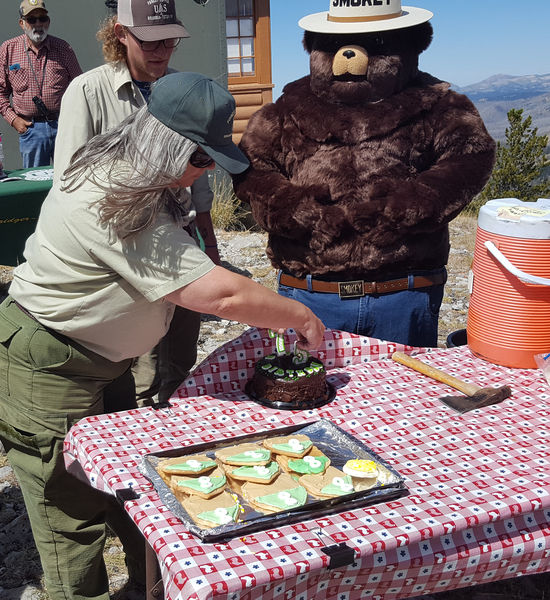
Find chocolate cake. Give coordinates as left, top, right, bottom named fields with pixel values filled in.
left=247, top=352, right=329, bottom=407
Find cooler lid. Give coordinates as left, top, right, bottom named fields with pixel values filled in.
left=478, top=198, right=550, bottom=239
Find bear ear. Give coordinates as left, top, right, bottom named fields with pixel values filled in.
left=302, top=31, right=315, bottom=55
left=406, top=22, right=433, bottom=55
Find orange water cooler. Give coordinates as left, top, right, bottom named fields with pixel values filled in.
left=467, top=198, right=550, bottom=368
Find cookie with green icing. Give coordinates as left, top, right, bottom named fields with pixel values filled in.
left=171, top=468, right=227, bottom=499
left=183, top=491, right=241, bottom=529
left=277, top=446, right=330, bottom=475
left=300, top=466, right=356, bottom=499
left=243, top=473, right=308, bottom=514
left=215, top=443, right=271, bottom=466
left=221, top=461, right=279, bottom=483
left=263, top=434, right=313, bottom=458
left=157, top=454, right=217, bottom=484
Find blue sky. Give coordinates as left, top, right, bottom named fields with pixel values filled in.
left=269, top=0, right=550, bottom=99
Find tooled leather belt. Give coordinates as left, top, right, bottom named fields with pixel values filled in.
left=279, top=272, right=447, bottom=299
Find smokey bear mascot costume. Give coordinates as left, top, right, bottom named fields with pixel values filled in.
left=233, top=0, right=495, bottom=347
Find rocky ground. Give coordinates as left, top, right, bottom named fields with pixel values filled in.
left=1, top=216, right=548, bottom=599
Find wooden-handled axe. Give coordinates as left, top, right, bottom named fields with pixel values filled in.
left=391, top=352, right=512, bottom=413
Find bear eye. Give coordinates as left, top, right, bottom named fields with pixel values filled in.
left=320, top=40, right=345, bottom=54
left=366, top=36, right=386, bottom=53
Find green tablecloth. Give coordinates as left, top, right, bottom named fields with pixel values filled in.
left=0, top=166, right=53, bottom=266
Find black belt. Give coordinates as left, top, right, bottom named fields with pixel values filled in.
left=279, top=272, right=446, bottom=299
left=21, top=114, right=59, bottom=122
left=13, top=299, right=40, bottom=323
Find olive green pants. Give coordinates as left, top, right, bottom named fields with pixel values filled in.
left=133, top=304, right=200, bottom=405
left=0, top=297, right=145, bottom=600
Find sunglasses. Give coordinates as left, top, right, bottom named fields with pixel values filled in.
left=126, top=29, right=180, bottom=52
left=189, top=148, right=215, bottom=169
left=24, top=15, right=50, bottom=24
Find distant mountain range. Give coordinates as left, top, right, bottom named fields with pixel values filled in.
left=453, top=73, right=550, bottom=142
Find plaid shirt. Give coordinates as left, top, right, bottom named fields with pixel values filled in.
left=0, top=34, right=82, bottom=125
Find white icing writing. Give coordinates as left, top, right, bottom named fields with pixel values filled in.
left=278, top=491, right=298, bottom=506
left=214, top=507, right=232, bottom=524
left=303, top=456, right=321, bottom=469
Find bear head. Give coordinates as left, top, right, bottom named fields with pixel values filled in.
left=303, top=22, right=433, bottom=105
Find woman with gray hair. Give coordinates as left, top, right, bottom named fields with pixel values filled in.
left=0, top=72, right=324, bottom=600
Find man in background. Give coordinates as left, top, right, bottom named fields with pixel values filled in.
left=54, top=0, right=221, bottom=408
left=0, top=0, right=81, bottom=167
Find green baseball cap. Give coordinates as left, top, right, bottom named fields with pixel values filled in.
left=147, top=72, right=249, bottom=175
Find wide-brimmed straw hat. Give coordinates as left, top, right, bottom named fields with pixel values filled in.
left=299, top=0, right=432, bottom=34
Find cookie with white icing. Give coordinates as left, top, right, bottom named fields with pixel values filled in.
left=183, top=491, right=241, bottom=529
left=263, top=434, right=313, bottom=458
left=171, top=468, right=227, bottom=500
left=215, top=443, right=271, bottom=466
left=343, top=459, right=379, bottom=478
left=243, top=473, right=308, bottom=514
left=277, top=446, right=330, bottom=475
left=300, top=466, right=356, bottom=499
left=342, top=459, right=384, bottom=491
left=220, top=460, right=279, bottom=484
left=157, top=454, right=217, bottom=485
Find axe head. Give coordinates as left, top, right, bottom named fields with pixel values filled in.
left=439, top=385, right=512, bottom=414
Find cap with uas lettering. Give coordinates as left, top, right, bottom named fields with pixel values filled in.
left=117, top=0, right=189, bottom=41
left=148, top=72, right=249, bottom=175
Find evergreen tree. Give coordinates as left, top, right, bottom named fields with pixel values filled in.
left=478, top=108, right=550, bottom=204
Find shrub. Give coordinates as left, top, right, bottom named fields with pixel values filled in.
left=209, top=172, right=251, bottom=231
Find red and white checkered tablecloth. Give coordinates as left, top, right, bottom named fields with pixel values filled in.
left=64, top=328, right=550, bottom=600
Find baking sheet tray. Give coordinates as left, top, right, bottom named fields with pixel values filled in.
left=140, top=419, right=407, bottom=542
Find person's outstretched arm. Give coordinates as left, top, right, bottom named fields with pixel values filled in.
left=164, top=265, right=325, bottom=351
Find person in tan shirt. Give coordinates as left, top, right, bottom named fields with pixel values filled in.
left=54, top=0, right=221, bottom=408
left=2, top=72, right=325, bottom=600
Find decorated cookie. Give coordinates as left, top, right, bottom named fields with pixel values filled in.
left=221, top=461, right=279, bottom=484
left=171, top=468, right=227, bottom=500
left=343, top=459, right=379, bottom=479
left=300, top=466, right=356, bottom=499
left=263, top=434, right=313, bottom=458
left=215, top=443, right=271, bottom=466
left=182, top=491, right=241, bottom=529
left=157, top=454, right=217, bottom=484
left=277, top=446, right=330, bottom=475
left=242, top=473, right=308, bottom=514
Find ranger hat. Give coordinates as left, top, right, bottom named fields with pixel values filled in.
left=148, top=72, right=249, bottom=175
left=299, top=0, right=432, bottom=34
left=20, top=0, right=48, bottom=17
left=117, top=0, right=189, bottom=41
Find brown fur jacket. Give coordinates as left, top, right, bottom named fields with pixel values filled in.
left=234, top=72, right=495, bottom=281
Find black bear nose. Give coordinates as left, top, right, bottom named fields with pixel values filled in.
left=343, top=50, right=356, bottom=59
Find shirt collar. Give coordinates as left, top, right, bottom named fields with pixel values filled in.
left=112, top=60, right=144, bottom=103
left=22, top=32, right=51, bottom=54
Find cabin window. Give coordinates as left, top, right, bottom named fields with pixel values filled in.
left=226, top=0, right=255, bottom=78
left=226, top=0, right=272, bottom=142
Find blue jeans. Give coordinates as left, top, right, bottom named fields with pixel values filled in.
left=19, top=119, right=58, bottom=168
left=278, top=269, right=446, bottom=347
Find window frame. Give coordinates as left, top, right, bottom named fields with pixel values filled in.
left=226, top=0, right=271, bottom=86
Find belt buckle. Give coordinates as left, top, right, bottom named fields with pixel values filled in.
left=338, top=280, right=364, bottom=299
